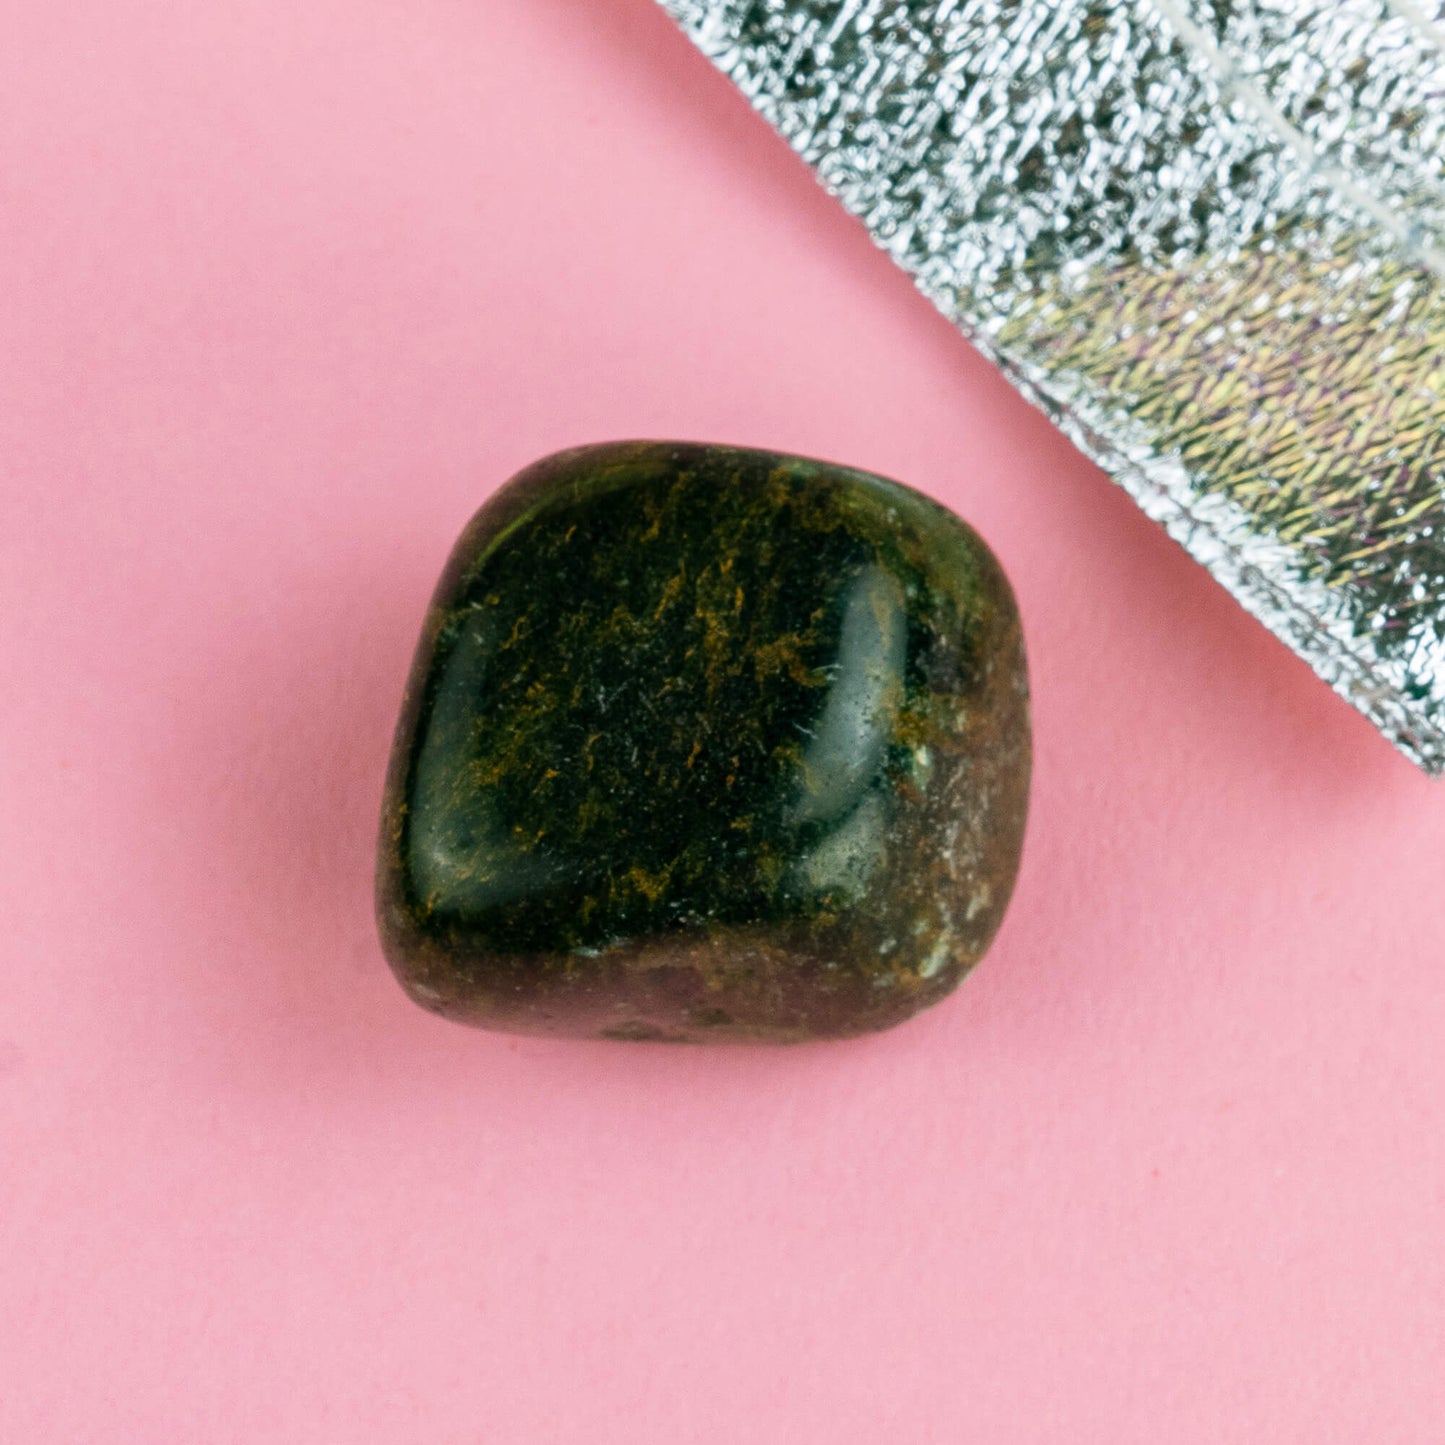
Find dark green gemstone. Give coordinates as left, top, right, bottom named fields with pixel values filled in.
left=376, top=442, right=1030, bottom=1042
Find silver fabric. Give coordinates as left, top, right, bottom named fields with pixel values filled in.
left=657, top=0, right=1445, bottom=771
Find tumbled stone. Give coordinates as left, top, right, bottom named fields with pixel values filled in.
left=376, top=442, right=1030, bottom=1042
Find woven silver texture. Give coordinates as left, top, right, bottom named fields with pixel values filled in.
left=657, top=0, right=1445, bottom=771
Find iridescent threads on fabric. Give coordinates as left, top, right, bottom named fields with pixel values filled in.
left=657, top=0, right=1445, bottom=771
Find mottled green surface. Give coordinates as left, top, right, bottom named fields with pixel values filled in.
left=377, top=442, right=1030, bottom=1041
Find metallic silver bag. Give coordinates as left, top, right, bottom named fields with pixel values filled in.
left=657, top=0, right=1445, bottom=771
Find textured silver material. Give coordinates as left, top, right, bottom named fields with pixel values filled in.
left=657, top=0, right=1445, bottom=771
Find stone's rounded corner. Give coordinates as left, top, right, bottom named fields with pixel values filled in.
left=388, top=960, right=456, bottom=1024
left=373, top=441, right=1032, bottom=1044
left=451, top=441, right=695, bottom=557
left=372, top=890, right=439, bottom=1017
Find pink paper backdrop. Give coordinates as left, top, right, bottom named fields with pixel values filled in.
left=4, top=1, right=1444, bottom=1439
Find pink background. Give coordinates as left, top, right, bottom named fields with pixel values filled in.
left=4, top=1, right=1444, bottom=1439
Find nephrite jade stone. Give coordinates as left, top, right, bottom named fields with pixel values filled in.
left=377, top=442, right=1030, bottom=1042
